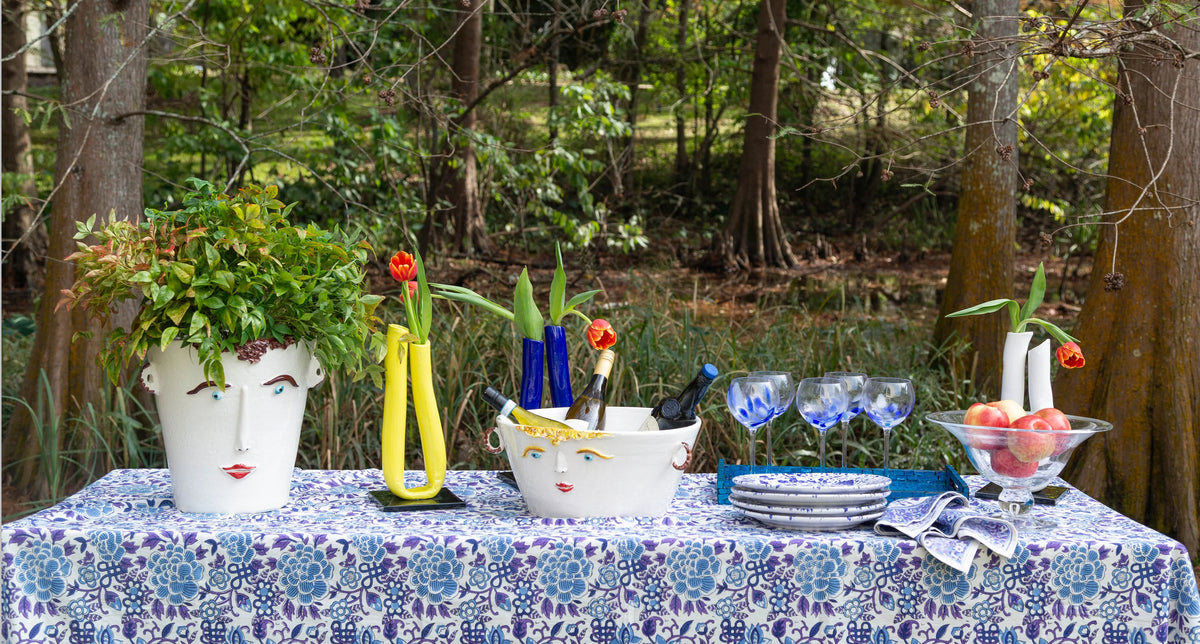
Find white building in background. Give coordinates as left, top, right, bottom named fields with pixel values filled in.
left=23, top=10, right=57, bottom=80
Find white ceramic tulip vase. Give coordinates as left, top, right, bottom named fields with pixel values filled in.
left=141, top=340, right=325, bottom=513
left=1000, top=331, right=1055, bottom=413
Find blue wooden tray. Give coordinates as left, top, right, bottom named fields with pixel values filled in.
left=716, top=460, right=969, bottom=505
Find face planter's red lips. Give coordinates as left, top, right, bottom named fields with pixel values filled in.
left=223, top=464, right=256, bottom=480
left=556, top=482, right=574, bottom=493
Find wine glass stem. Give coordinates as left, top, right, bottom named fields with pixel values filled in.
left=840, top=419, right=849, bottom=468
left=818, top=429, right=827, bottom=469
left=764, top=423, right=774, bottom=467
left=748, top=428, right=757, bottom=472
left=883, top=428, right=891, bottom=470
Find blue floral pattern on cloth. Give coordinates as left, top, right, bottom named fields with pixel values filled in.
left=2, top=469, right=1198, bottom=644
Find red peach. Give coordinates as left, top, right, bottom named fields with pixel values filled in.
left=1008, top=415, right=1056, bottom=462
left=990, top=447, right=1039, bottom=478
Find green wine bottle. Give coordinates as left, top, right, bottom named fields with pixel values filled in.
left=652, top=363, right=719, bottom=430
left=565, top=349, right=615, bottom=431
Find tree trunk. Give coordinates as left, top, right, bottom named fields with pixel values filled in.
left=620, top=0, right=653, bottom=193
left=2, top=0, right=48, bottom=303
left=672, top=0, right=689, bottom=186
left=932, top=0, right=1019, bottom=393
left=547, top=7, right=560, bottom=145
left=1059, top=4, right=1200, bottom=555
left=720, top=0, right=796, bottom=270
left=4, top=0, right=150, bottom=502
left=449, top=0, right=489, bottom=256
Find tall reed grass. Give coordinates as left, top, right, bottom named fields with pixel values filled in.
left=2, top=272, right=981, bottom=520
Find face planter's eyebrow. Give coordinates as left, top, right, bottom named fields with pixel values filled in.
left=576, top=448, right=613, bottom=459
left=522, top=446, right=546, bottom=458
left=187, top=381, right=229, bottom=395
left=263, top=375, right=299, bottom=387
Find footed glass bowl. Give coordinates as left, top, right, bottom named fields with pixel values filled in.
left=926, top=410, right=1112, bottom=530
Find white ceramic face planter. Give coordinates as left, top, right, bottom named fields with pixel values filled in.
left=141, top=340, right=324, bottom=513
left=491, top=407, right=700, bottom=518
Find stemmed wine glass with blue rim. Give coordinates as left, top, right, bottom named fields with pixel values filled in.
left=824, top=371, right=867, bottom=467
left=748, top=371, right=794, bottom=466
left=795, top=377, right=849, bottom=469
left=862, top=377, right=915, bottom=471
left=727, top=376, right=780, bottom=471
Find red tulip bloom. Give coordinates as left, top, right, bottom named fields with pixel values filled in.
left=389, top=251, right=418, bottom=283
left=1056, top=341, right=1085, bottom=369
left=587, top=319, right=617, bottom=350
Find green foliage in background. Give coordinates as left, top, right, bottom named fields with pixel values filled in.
left=14, top=0, right=1121, bottom=259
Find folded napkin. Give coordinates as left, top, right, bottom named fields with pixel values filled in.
left=875, top=492, right=1017, bottom=573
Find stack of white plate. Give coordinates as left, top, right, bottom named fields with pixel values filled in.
left=730, top=472, right=892, bottom=531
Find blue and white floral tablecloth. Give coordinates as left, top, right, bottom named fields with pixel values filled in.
left=3, top=469, right=1198, bottom=644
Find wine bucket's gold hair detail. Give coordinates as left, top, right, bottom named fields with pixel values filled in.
left=514, top=424, right=610, bottom=445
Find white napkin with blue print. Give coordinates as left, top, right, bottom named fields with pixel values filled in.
left=874, top=492, right=1017, bottom=573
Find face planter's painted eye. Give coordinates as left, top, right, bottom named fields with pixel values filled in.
left=263, top=375, right=299, bottom=395
left=576, top=448, right=613, bottom=462
left=187, top=381, right=228, bottom=398
left=522, top=446, right=545, bottom=460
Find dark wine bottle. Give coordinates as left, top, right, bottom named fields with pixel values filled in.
left=652, top=363, right=718, bottom=430
left=481, top=387, right=575, bottom=431
left=565, top=349, right=615, bottom=431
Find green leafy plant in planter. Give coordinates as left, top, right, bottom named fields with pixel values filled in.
left=60, top=178, right=386, bottom=386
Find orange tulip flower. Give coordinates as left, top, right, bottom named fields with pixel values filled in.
left=587, top=319, right=617, bottom=350
left=1056, top=341, right=1085, bottom=369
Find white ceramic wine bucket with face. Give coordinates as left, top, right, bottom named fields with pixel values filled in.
left=487, top=406, right=700, bottom=518
left=141, top=341, right=324, bottom=513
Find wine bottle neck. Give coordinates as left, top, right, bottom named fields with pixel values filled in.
left=499, top=399, right=517, bottom=417
left=592, top=350, right=615, bottom=379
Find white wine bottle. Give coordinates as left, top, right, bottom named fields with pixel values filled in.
left=564, top=350, right=615, bottom=431
left=481, top=387, right=575, bottom=430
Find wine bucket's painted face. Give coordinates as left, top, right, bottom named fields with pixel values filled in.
left=142, top=342, right=324, bottom=511
left=521, top=443, right=615, bottom=495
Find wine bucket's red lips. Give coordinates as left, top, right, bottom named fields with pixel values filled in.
left=555, top=482, right=574, bottom=493
left=223, top=464, right=256, bottom=479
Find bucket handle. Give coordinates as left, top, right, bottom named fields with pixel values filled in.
left=672, top=441, right=693, bottom=471
left=485, top=427, right=504, bottom=454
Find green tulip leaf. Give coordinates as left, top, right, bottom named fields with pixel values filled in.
left=1020, top=263, right=1047, bottom=323
left=415, top=249, right=432, bottom=344
left=1025, top=318, right=1079, bottom=344
left=514, top=268, right=543, bottom=340
left=550, top=243, right=566, bottom=325
left=564, top=289, right=602, bottom=312
left=945, top=298, right=1017, bottom=318
left=432, top=284, right=515, bottom=320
